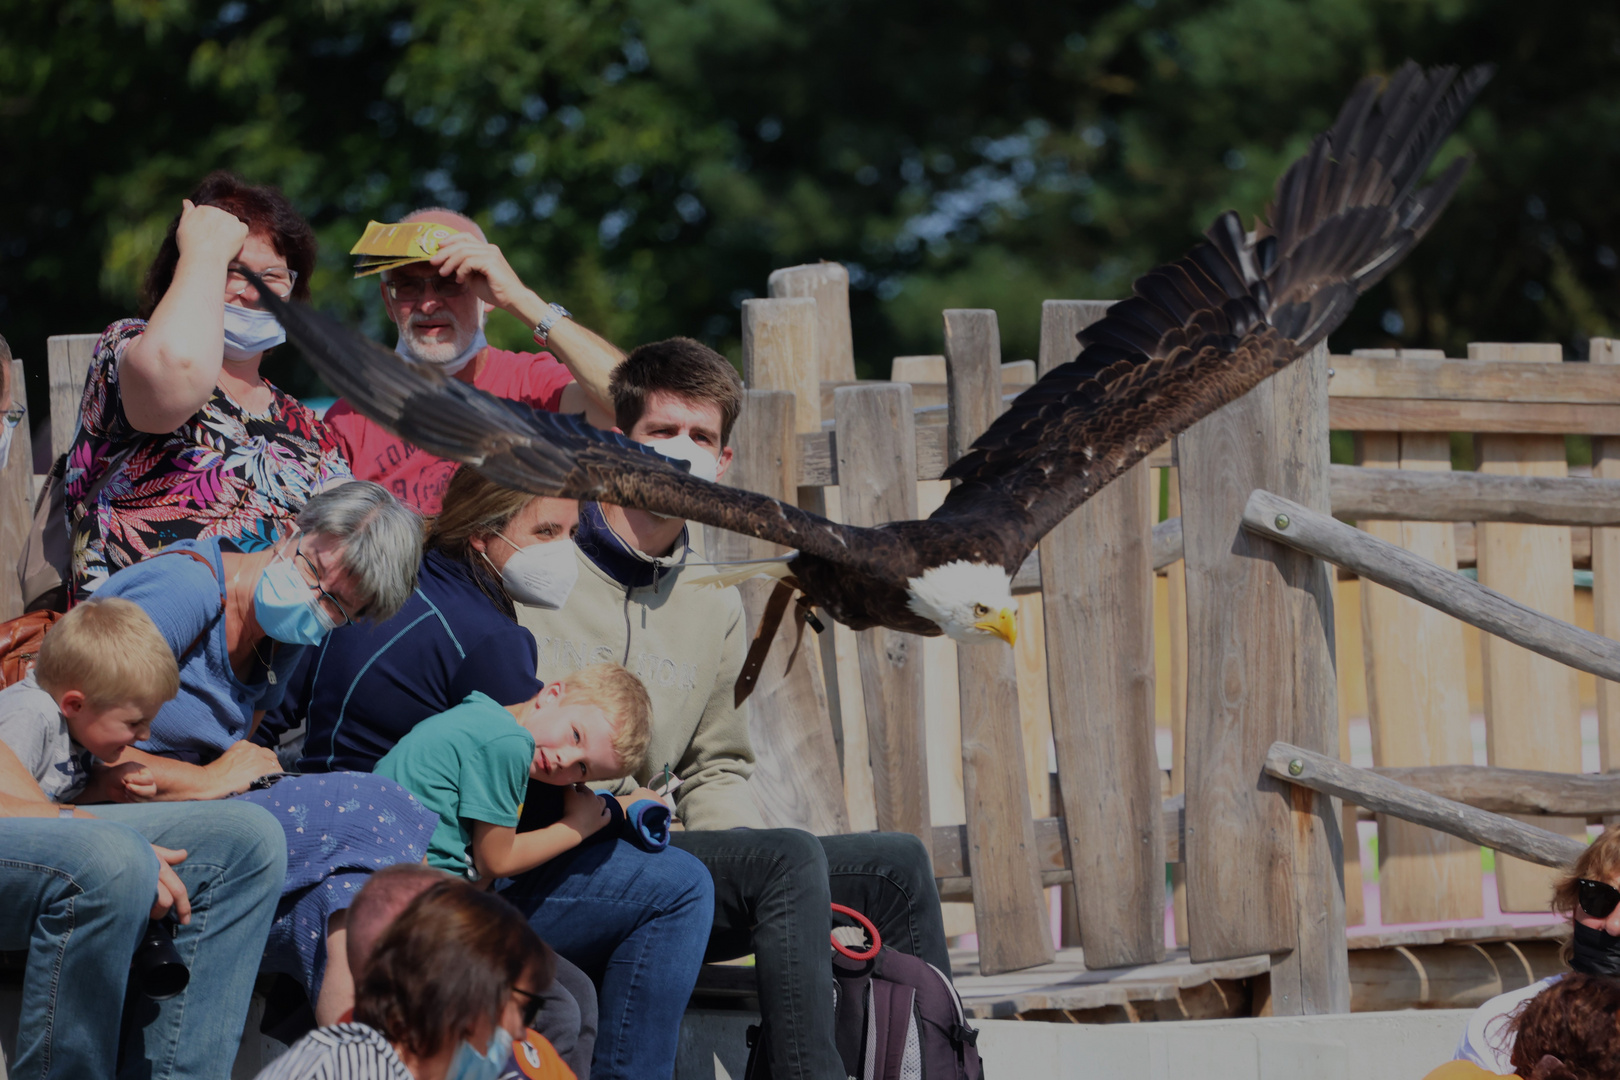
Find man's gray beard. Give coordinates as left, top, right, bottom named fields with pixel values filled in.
left=398, top=322, right=473, bottom=364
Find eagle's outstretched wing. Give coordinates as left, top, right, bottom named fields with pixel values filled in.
left=936, top=61, right=1492, bottom=548
left=254, top=283, right=917, bottom=581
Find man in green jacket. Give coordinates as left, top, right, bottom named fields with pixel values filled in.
left=517, top=337, right=952, bottom=1080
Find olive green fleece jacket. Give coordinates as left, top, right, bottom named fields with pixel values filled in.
left=515, top=537, right=765, bottom=831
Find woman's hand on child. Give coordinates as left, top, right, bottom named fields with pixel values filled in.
left=563, top=784, right=611, bottom=837
left=205, top=741, right=283, bottom=798
left=149, top=845, right=192, bottom=924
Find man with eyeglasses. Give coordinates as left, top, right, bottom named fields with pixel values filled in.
left=324, top=208, right=624, bottom=515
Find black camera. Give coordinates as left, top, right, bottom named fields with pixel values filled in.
left=131, top=918, right=189, bottom=1001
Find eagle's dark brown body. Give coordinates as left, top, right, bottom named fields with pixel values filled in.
left=256, top=62, right=1491, bottom=640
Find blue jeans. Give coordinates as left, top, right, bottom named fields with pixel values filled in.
left=0, top=801, right=286, bottom=1080
left=499, top=837, right=713, bottom=1080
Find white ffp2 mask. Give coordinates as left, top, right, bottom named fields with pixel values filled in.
left=644, top=434, right=719, bottom=483
left=490, top=533, right=580, bottom=610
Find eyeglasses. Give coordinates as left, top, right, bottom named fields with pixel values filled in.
left=2, top=402, right=23, bottom=429
left=293, top=540, right=354, bottom=628
left=383, top=274, right=470, bottom=302
left=226, top=264, right=298, bottom=299
left=1578, top=878, right=1620, bottom=920
left=511, top=986, right=544, bottom=1029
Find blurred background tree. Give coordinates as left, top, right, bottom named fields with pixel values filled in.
left=2, top=0, right=1617, bottom=438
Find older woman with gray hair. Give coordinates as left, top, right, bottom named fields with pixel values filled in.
left=78, top=480, right=439, bottom=1028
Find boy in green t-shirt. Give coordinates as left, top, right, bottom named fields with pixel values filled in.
left=376, top=662, right=654, bottom=882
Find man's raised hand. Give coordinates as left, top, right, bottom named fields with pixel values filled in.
left=429, top=233, right=544, bottom=322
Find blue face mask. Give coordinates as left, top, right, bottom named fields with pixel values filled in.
left=445, top=1026, right=514, bottom=1080
left=253, top=556, right=337, bottom=646
left=222, top=302, right=286, bottom=361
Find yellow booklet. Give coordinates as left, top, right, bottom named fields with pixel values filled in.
left=349, top=220, right=466, bottom=277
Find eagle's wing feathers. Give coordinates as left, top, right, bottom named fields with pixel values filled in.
left=254, top=288, right=908, bottom=582
left=936, top=61, right=1490, bottom=551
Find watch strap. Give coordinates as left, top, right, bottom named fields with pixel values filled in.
left=532, top=302, right=572, bottom=345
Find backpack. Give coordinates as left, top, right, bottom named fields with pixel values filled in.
left=743, top=903, right=983, bottom=1080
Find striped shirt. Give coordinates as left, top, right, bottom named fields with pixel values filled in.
left=252, top=1023, right=413, bottom=1080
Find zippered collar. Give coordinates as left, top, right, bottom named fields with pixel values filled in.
left=575, top=501, right=690, bottom=590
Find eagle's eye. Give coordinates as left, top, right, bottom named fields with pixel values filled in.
left=973, top=603, right=990, bottom=618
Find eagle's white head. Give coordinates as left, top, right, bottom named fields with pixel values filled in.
left=904, top=560, right=1018, bottom=645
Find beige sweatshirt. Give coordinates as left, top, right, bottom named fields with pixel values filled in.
left=515, top=526, right=764, bottom=831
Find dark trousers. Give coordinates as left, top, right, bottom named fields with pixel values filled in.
left=672, top=829, right=950, bottom=1080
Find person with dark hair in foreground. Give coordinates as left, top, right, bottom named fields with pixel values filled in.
left=254, top=877, right=567, bottom=1080
left=342, top=865, right=595, bottom=1079
left=64, top=170, right=351, bottom=597
left=1454, top=827, right=1620, bottom=1071
left=514, top=337, right=953, bottom=1080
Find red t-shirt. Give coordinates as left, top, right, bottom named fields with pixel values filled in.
left=325, top=348, right=574, bottom=514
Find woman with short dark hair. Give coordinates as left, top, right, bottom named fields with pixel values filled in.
left=254, top=878, right=559, bottom=1080
left=65, top=170, right=350, bottom=596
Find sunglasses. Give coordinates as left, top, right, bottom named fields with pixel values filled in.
left=1579, top=878, right=1620, bottom=920
left=511, top=985, right=544, bottom=1029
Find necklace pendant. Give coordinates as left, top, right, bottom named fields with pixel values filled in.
left=267, top=670, right=277, bottom=685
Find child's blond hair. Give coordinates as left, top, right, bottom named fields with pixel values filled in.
left=562, top=663, right=652, bottom=777
left=35, top=598, right=180, bottom=709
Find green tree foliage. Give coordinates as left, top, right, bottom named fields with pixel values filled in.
left=2, top=0, right=1617, bottom=422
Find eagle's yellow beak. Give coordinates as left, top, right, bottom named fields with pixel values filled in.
left=974, top=607, right=1018, bottom=647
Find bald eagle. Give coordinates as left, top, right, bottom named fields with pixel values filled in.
left=258, top=61, right=1489, bottom=646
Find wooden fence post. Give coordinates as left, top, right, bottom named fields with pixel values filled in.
left=1035, top=300, right=1164, bottom=967
left=1471, top=343, right=1585, bottom=912
left=833, top=384, right=932, bottom=846
left=943, top=308, right=1053, bottom=976
left=767, top=264, right=857, bottom=383
left=0, top=354, right=31, bottom=620
left=1591, top=338, right=1620, bottom=777
left=1179, top=340, right=1348, bottom=1014
left=47, top=334, right=98, bottom=460
left=705, top=389, right=850, bottom=836
left=737, top=307, right=851, bottom=837
left=1352, top=349, right=1482, bottom=923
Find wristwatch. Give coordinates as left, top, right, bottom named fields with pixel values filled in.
left=532, top=302, right=572, bottom=346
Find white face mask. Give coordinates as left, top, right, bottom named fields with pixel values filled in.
left=222, top=302, right=286, bottom=361
left=488, top=532, right=580, bottom=610
left=644, top=434, right=719, bottom=483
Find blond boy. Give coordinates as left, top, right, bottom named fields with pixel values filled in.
left=376, top=663, right=655, bottom=883
left=0, top=598, right=178, bottom=802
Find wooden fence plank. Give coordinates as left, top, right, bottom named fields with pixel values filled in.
left=1331, top=465, right=1620, bottom=525
left=796, top=427, right=1176, bottom=488
left=1591, top=338, right=1620, bottom=775
left=768, top=264, right=857, bottom=384
left=47, top=334, right=98, bottom=461
left=1471, top=342, right=1585, bottom=913
left=833, top=384, right=932, bottom=846
left=1368, top=764, right=1620, bottom=816
left=742, top=298, right=819, bottom=436
left=1355, top=429, right=1481, bottom=922
left=706, top=390, right=849, bottom=836
left=1329, top=399, right=1620, bottom=434
left=0, top=355, right=31, bottom=620
left=1167, top=463, right=1193, bottom=943
left=1036, top=299, right=1163, bottom=968
left=1180, top=341, right=1347, bottom=1014
left=943, top=308, right=1052, bottom=976
left=1327, top=354, right=1610, bottom=403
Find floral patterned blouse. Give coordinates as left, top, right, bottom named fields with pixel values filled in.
left=65, top=318, right=351, bottom=592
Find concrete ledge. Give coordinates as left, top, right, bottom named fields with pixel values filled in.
left=675, top=1008, right=1475, bottom=1080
